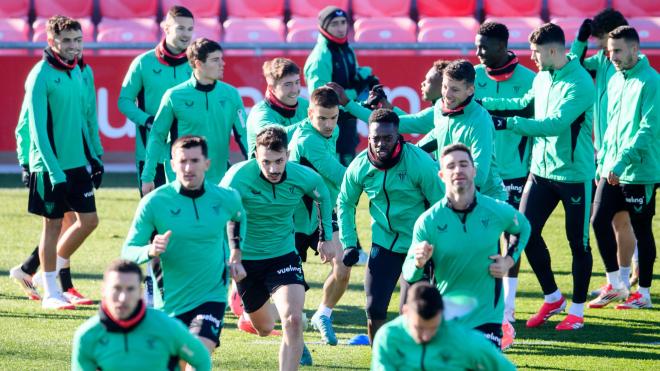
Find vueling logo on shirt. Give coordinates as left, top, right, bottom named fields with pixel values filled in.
left=625, top=196, right=645, bottom=213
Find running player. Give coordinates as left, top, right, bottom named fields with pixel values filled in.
left=123, top=135, right=245, bottom=366
left=246, top=58, right=310, bottom=156
left=473, top=21, right=535, bottom=345
left=221, top=126, right=335, bottom=369
left=337, top=108, right=443, bottom=344
left=481, top=23, right=596, bottom=330
left=10, top=19, right=103, bottom=305
left=20, top=15, right=101, bottom=310
left=591, top=26, right=658, bottom=310
left=403, top=143, right=530, bottom=348
left=141, top=38, right=247, bottom=195
left=288, top=87, right=346, bottom=345
left=72, top=260, right=211, bottom=371
left=570, top=9, right=638, bottom=295
left=372, top=282, right=516, bottom=370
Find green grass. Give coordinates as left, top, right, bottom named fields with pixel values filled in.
left=0, top=188, right=659, bottom=370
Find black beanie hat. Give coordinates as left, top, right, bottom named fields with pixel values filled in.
left=318, top=6, right=348, bottom=31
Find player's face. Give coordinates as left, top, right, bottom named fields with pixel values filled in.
left=272, top=73, right=301, bottom=106
left=420, top=67, right=442, bottom=102
left=439, top=150, right=476, bottom=192
left=197, top=50, right=225, bottom=81
left=368, top=121, right=399, bottom=161
left=102, top=271, right=143, bottom=320
left=308, top=104, right=339, bottom=138
left=475, top=34, right=505, bottom=68
left=326, top=17, right=348, bottom=39
left=442, top=76, right=474, bottom=110
left=256, top=147, right=288, bottom=183
left=164, top=16, right=194, bottom=53
left=608, top=38, right=638, bottom=71
left=50, top=29, right=83, bottom=62
left=406, top=311, right=442, bottom=344
left=530, top=43, right=553, bottom=71
left=171, top=146, right=209, bottom=190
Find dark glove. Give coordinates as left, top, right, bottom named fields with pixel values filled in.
left=21, top=164, right=30, bottom=188
left=90, top=160, right=104, bottom=189
left=362, top=84, right=387, bottom=108
left=144, top=116, right=155, bottom=130
left=342, top=247, right=360, bottom=267
left=492, top=116, right=507, bottom=130
left=52, top=182, right=68, bottom=203
left=577, top=19, right=592, bottom=42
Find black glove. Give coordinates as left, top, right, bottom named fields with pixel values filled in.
left=90, top=160, right=104, bottom=189
left=342, top=247, right=360, bottom=267
left=144, top=116, right=155, bottom=130
left=362, top=84, right=387, bottom=108
left=492, top=116, right=507, bottom=130
left=52, top=182, right=68, bottom=203
left=577, top=19, right=592, bottom=42
left=21, top=164, right=30, bottom=188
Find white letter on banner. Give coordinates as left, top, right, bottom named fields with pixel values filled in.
left=238, top=87, right=263, bottom=115
left=97, top=88, right=135, bottom=139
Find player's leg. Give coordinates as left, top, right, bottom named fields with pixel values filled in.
left=555, top=181, right=593, bottom=330
left=272, top=284, right=306, bottom=371
left=236, top=258, right=277, bottom=336
left=612, top=211, right=636, bottom=288
left=502, top=177, right=527, bottom=322
left=521, top=175, right=564, bottom=328
left=177, top=302, right=226, bottom=371
left=590, top=178, right=628, bottom=308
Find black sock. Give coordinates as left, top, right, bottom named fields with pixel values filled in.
left=59, top=267, right=74, bottom=291
left=21, top=246, right=40, bottom=275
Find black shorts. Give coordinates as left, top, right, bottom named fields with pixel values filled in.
left=28, top=166, right=96, bottom=219
left=294, top=213, right=339, bottom=262
left=237, top=252, right=309, bottom=313
left=503, top=176, right=527, bottom=209
left=175, top=301, right=226, bottom=346
left=474, top=322, right=503, bottom=349
left=137, top=161, right=167, bottom=197
left=593, top=180, right=658, bottom=217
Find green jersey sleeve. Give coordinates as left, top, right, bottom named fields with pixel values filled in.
left=337, top=162, right=364, bottom=249
left=142, top=92, right=175, bottom=183
left=122, top=196, right=157, bottom=264
left=71, top=326, right=97, bottom=371
left=230, top=89, right=248, bottom=157
left=371, top=325, right=399, bottom=371
left=117, top=57, right=151, bottom=127
left=570, top=39, right=600, bottom=72
left=481, top=86, right=535, bottom=113
left=303, top=170, right=334, bottom=241
left=15, top=98, right=29, bottom=166
left=402, top=214, right=429, bottom=283
left=82, top=66, right=103, bottom=157
left=304, top=47, right=333, bottom=94
left=302, top=135, right=346, bottom=189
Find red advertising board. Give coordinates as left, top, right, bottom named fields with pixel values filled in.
left=1, top=53, right=659, bottom=155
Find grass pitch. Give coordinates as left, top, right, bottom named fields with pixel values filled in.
left=0, top=188, right=658, bottom=370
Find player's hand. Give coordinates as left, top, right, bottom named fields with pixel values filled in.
left=90, top=161, right=104, bottom=189
left=577, top=19, right=593, bottom=42
left=489, top=255, right=514, bottom=278
left=144, top=116, right=155, bottom=130
left=21, top=165, right=30, bottom=188
left=326, top=82, right=349, bottom=106
left=607, top=171, right=620, bottom=186
left=317, top=240, right=335, bottom=264
left=52, top=181, right=68, bottom=203
left=149, top=230, right=171, bottom=258
left=229, top=248, right=247, bottom=282
left=342, top=247, right=360, bottom=267
left=413, top=241, right=434, bottom=268
left=142, top=181, right=155, bottom=195
left=492, top=116, right=507, bottom=130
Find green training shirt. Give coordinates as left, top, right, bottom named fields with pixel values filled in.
left=372, top=315, right=516, bottom=371
left=337, top=143, right=444, bottom=254
left=481, top=55, right=595, bottom=182
left=122, top=180, right=245, bottom=316
left=246, top=97, right=310, bottom=156
left=72, top=307, right=211, bottom=371
left=118, top=48, right=192, bottom=163
left=142, top=75, right=248, bottom=184
left=220, top=159, right=333, bottom=260
left=403, top=192, right=530, bottom=329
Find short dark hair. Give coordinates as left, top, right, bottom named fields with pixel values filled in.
left=368, top=108, right=400, bottom=127
left=171, top=135, right=208, bottom=158
left=592, top=8, right=627, bottom=38
left=432, top=60, right=450, bottom=76
left=256, top=126, right=288, bottom=152
left=478, top=21, right=509, bottom=44
left=187, top=38, right=222, bottom=67
left=609, top=26, right=640, bottom=44
left=104, top=259, right=143, bottom=282
left=263, top=58, right=300, bottom=86
left=443, top=60, right=475, bottom=85
left=406, top=282, right=443, bottom=320
left=441, top=143, right=474, bottom=164
left=310, top=86, right=339, bottom=109
left=529, top=23, right=565, bottom=46
left=46, top=15, right=81, bottom=37
left=167, top=5, right=194, bottom=19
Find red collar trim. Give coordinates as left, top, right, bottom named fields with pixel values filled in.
left=266, top=87, right=298, bottom=112
left=441, top=97, right=470, bottom=115
left=485, top=54, right=519, bottom=82
left=49, top=51, right=77, bottom=71
left=155, top=39, right=187, bottom=66
left=101, top=300, right=146, bottom=329
left=319, top=27, right=348, bottom=45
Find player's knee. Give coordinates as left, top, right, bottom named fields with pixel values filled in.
left=281, top=313, right=303, bottom=333
left=80, top=214, right=99, bottom=232
left=366, top=300, right=387, bottom=321
left=254, top=322, right=275, bottom=337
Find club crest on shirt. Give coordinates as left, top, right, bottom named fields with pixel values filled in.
left=481, top=218, right=489, bottom=228
left=513, top=86, right=521, bottom=93
left=212, top=204, right=221, bottom=215
left=289, top=186, right=296, bottom=194
left=397, top=171, right=407, bottom=181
